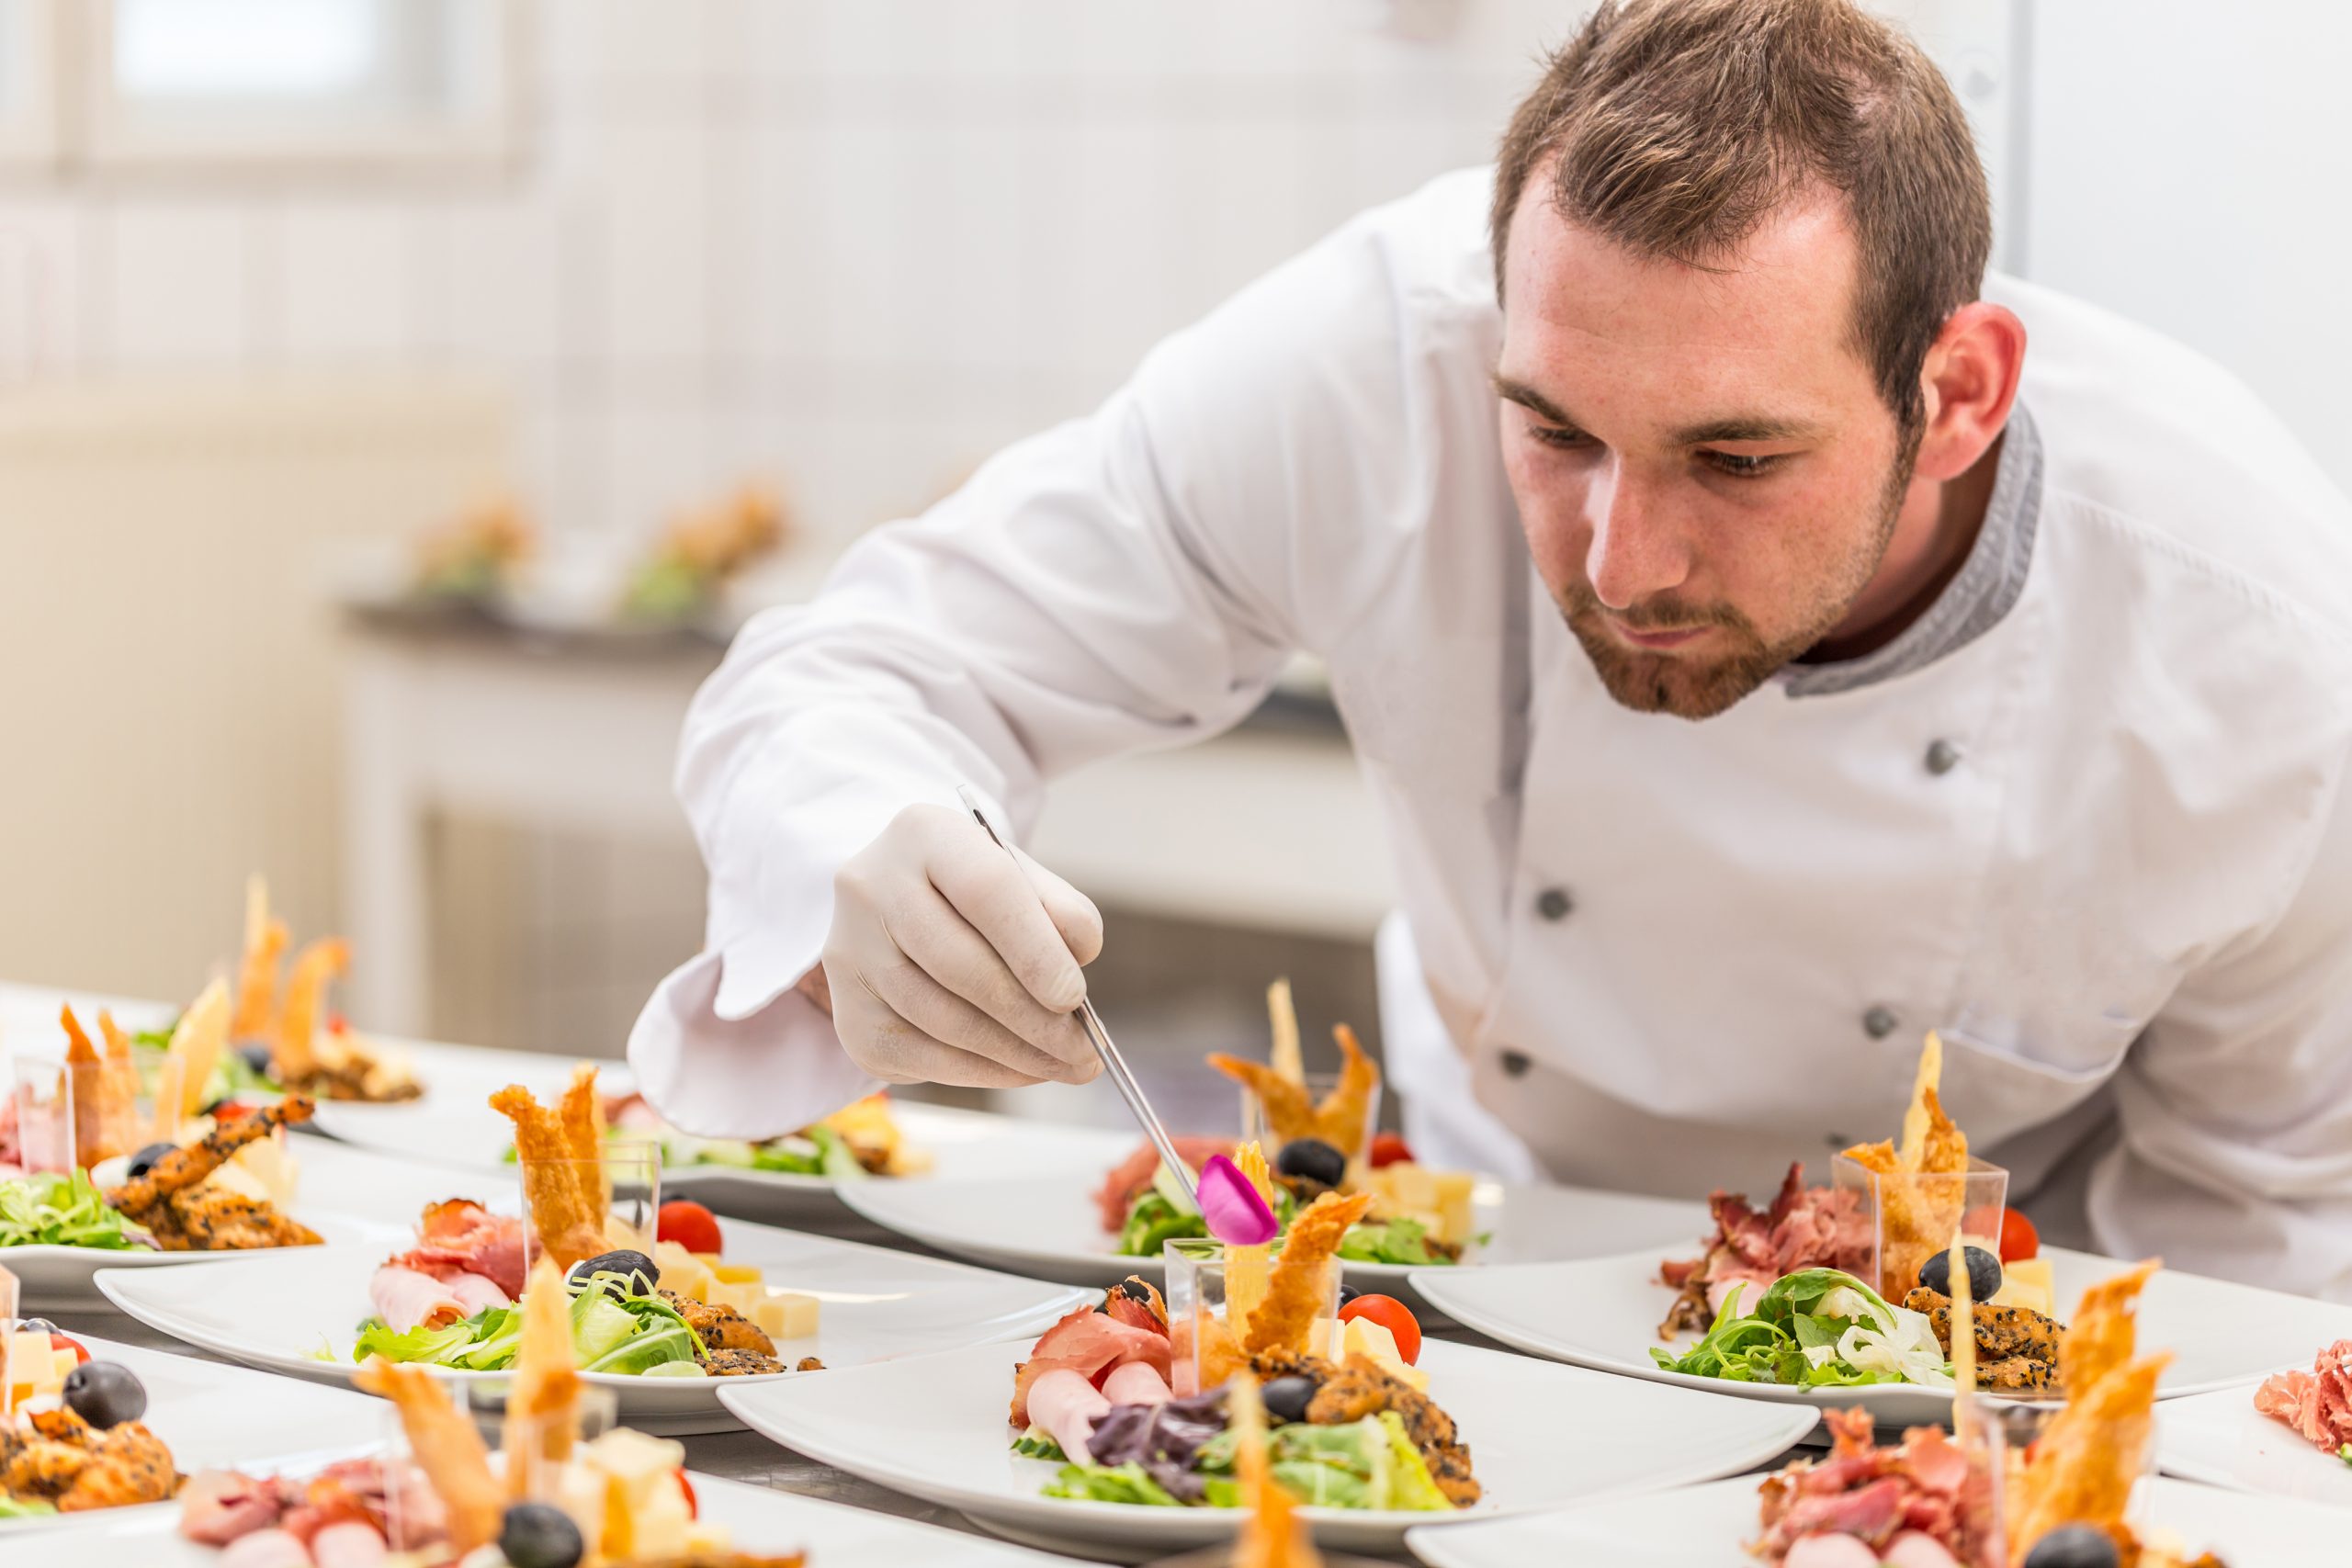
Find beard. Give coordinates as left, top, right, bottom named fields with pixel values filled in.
left=1557, top=424, right=1923, bottom=720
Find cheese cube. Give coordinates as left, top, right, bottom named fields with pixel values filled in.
left=1341, top=1318, right=1429, bottom=1392
left=753, top=1290, right=821, bottom=1342
left=1991, top=1258, right=2055, bottom=1317
left=709, top=1259, right=762, bottom=1284
left=1364, top=1163, right=1477, bottom=1247
left=652, top=1242, right=716, bottom=1303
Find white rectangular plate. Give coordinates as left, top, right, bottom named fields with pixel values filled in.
left=95, top=1219, right=1092, bottom=1436
left=838, top=1168, right=1708, bottom=1305
left=2157, top=1379, right=2352, bottom=1507
left=716, top=1335, right=1819, bottom=1558
left=1408, top=1246, right=2352, bottom=1429
left=27, top=1470, right=1098, bottom=1564
left=1405, top=1472, right=2346, bottom=1568
left=0, top=1332, right=387, bottom=1536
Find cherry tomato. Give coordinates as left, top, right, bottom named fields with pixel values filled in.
left=656, top=1199, right=724, bottom=1255
left=50, top=1335, right=89, bottom=1366
left=674, top=1471, right=697, bottom=1518
left=1338, top=1294, right=1422, bottom=1366
left=1368, top=1132, right=1416, bottom=1169
left=1997, top=1206, right=2040, bottom=1263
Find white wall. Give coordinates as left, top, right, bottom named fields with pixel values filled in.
left=0, top=0, right=1577, bottom=550
left=2021, top=1, right=2352, bottom=491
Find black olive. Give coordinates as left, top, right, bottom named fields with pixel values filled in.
left=2022, top=1525, right=2120, bottom=1568
left=1274, top=1137, right=1347, bottom=1189
left=125, top=1143, right=179, bottom=1179
left=18, top=1318, right=55, bottom=1337
left=1917, top=1245, right=2003, bottom=1302
left=565, top=1248, right=657, bottom=1293
left=498, top=1500, right=585, bottom=1568
left=1337, top=1282, right=1363, bottom=1308
left=236, top=1043, right=277, bottom=1076
left=1261, top=1374, right=1317, bottom=1425
left=62, top=1362, right=147, bottom=1429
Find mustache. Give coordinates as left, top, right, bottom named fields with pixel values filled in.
left=1562, top=582, right=1756, bottom=637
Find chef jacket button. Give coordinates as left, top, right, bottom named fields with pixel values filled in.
left=1499, top=1049, right=1532, bottom=1078
left=1534, top=886, right=1573, bottom=922
left=1862, top=1005, right=1899, bottom=1039
left=1925, top=739, right=1962, bottom=775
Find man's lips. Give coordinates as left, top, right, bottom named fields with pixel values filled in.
left=1609, top=619, right=1711, bottom=651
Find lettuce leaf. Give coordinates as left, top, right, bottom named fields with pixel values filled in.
left=0, top=1169, right=145, bottom=1250
left=1043, top=1461, right=1183, bottom=1506
left=352, top=1315, right=489, bottom=1366
left=1339, top=1217, right=1449, bottom=1267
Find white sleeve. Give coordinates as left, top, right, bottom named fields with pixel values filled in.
left=626, top=183, right=1464, bottom=1140
left=2088, top=744, right=2352, bottom=1302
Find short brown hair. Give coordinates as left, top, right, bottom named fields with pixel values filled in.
left=1492, top=0, right=1990, bottom=430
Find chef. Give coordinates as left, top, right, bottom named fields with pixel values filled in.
left=631, top=0, right=2352, bottom=1300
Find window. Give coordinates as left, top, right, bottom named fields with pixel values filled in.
left=1, top=0, right=520, bottom=172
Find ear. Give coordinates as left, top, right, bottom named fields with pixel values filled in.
left=1911, top=302, right=2027, bottom=483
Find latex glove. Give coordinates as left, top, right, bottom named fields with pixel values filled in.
left=820, top=803, right=1105, bottom=1088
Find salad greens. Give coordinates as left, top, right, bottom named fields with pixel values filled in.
left=355, top=1270, right=702, bottom=1375
left=1116, top=1188, right=1458, bottom=1268
left=0, top=1497, right=57, bottom=1520
left=1651, top=1268, right=1953, bottom=1389
left=1044, top=1414, right=1453, bottom=1512
left=130, top=1023, right=277, bottom=1104
left=0, top=1170, right=148, bottom=1250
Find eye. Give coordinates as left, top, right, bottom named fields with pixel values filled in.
left=1528, top=423, right=1592, bottom=451
left=1702, top=450, right=1781, bottom=478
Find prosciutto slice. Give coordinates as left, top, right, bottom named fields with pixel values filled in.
left=386, top=1200, right=526, bottom=1298
left=367, top=1264, right=510, bottom=1332
left=1752, top=1408, right=1995, bottom=1566
left=2255, top=1338, right=2352, bottom=1453
left=1010, top=1304, right=1172, bottom=1427
left=1659, top=1163, right=1871, bottom=1337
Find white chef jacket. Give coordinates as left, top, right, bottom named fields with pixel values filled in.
left=631, top=168, right=2352, bottom=1302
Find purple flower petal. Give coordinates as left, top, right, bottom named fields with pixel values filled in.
left=1197, top=1154, right=1279, bottom=1247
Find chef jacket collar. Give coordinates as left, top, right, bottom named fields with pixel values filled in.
left=1778, top=400, right=2043, bottom=699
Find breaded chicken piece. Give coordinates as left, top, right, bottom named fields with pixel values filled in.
left=58, top=1422, right=175, bottom=1510
left=1904, top=1287, right=2064, bottom=1364
left=698, top=1348, right=785, bottom=1377
left=659, top=1290, right=776, bottom=1356
left=1304, top=1352, right=1480, bottom=1506
left=106, top=1096, right=313, bottom=1212
left=1977, top=1355, right=2062, bottom=1393
left=140, top=1188, right=322, bottom=1251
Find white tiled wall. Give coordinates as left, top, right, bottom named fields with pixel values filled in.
left=0, top=0, right=1577, bottom=549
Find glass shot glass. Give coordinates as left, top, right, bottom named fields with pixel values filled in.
left=7, top=1055, right=76, bottom=1175
left=1831, top=1152, right=2008, bottom=1301
left=1162, top=1235, right=1342, bottom=1398
left=517, top=1139, right=662, bottom=1277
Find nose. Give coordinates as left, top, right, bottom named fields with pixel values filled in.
left=1583, top=459, right=1690, bottom=611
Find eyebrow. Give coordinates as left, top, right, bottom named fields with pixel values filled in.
left=1490, top=373, right=1828, bottom=446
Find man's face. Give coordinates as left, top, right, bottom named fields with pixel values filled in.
left=1496, top=180, right=1918, bottom=718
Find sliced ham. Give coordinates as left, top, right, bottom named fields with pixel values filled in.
left=443, top=1271, right=511, bottom=1318
left=1010, top=1305, right=1175, bottom=1427
left=1026, top=1367, right=1113, bottom=1463
left=1102, top=1360, right=1173, bottom=1407
left=1660, top=1163, right=1871, bottom=1337
left=179, top=1470, right=288, bottom=1545
left=219, top=1529, right=315, bottom=1568
left=368, top=1265, right=465, bottom=1332
left=308, top=1520, right=390, bottom=1568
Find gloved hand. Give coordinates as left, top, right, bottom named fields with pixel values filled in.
left=819, top=802, right=1105, bottom=1088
